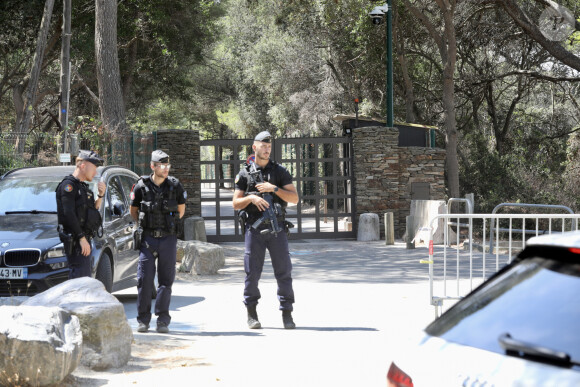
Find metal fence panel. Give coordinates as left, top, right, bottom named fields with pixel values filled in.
left=425, top=213, right=580, bottom=318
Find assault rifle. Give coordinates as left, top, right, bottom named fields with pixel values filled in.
left=247, top=162, right=282, bottom=236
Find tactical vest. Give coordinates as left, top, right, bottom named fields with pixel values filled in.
left=137, top=176, right=180, bottom=233
left=56, top=176, right=100, bottom=236
left=243, top=162, right=286, bottom=220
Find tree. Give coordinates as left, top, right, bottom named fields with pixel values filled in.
left=15, top=0, right=55, bottom=153
left=491, top=0, right=580, bottom=71
left=95, top=0, right=127, bottom=135
left=400, top=0, right=461, bottom=198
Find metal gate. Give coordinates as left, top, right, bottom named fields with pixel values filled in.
left=200, top=136, right=356, bottom=242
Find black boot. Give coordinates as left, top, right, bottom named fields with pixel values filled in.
left=247, top=305, right=261, bottom=329
left=282, top=310, right=296, bottom=329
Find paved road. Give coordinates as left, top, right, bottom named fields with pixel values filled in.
left=68, top=239, right=435, bottom=387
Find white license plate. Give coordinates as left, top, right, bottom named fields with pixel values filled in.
left=0, top=267, right=27, bottom=279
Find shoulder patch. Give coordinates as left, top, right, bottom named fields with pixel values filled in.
left=235, top=173, right=240, bottom=184
left=183, top=191, right=187, bottom=199
left=64, top=184, right=73, bottom=193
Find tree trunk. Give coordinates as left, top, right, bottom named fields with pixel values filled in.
left=16, top=0, right=55, bottom=154
left=441, top=2, right=460, bottom=199
left=402, top=0, right=460, bottom=198
left=95, top=0, right=128, bottom=135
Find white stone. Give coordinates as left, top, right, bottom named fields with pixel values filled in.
left=0, top=305, right=82, bottom=386
left=178, top=240, right=225, bottom=275
left=357, top=213, right=380, bottom=241
left=22, top=278, right=133, bottom=370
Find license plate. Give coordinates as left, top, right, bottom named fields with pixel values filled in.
left=0, top=267, right=27, bottom=279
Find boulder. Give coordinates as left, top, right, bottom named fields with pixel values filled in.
left=0, top=305, right=82, bottom=386
left=178, top=240, right=225, bottom=275
left=22, top=278, right=133, bottom=370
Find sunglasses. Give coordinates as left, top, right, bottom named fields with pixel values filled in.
left=155, top=164, right=171, bottom=170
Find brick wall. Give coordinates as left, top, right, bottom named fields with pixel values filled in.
left=156, top=130, right=201, bottom=218
left=352, top=126, right=446, bottom=237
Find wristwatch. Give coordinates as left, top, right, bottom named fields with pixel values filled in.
left=273, top=186, right=279, bottom=193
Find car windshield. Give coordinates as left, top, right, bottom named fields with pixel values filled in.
left=425, top=253, right=580, bottom=361
left=0, top=175, right=97, bottom=214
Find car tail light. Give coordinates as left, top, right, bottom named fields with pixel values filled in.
left=568, top=248, right=580, bottom=254
left=387, top=362, right=413, bottom=387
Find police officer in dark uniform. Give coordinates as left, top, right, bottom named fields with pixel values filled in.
left=233, top=131, right=299, bottom=329
left=56, top=150, right=106, bottom=279
left=130, top=150, right=186, bottom=334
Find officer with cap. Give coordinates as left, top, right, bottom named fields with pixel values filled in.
left=56, top=150, right=106, bottom=279
left=233, top=131, right=299, bottom=329
left=130, top=149, right=186, bottom=333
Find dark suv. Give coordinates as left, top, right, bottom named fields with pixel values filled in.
left=0, top=165, right=140, bottom=296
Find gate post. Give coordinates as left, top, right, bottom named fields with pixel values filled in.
left=155, top=130, right=201, bottom=219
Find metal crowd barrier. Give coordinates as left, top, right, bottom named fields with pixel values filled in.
left=425, top=213, right=580, bottom=318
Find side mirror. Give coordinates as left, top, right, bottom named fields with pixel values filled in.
left=113, top=201, right=125, bottom=216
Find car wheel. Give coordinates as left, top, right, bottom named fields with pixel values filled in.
left=95, top=253, right=113, bottom=292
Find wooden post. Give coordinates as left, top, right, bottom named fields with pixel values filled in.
left=385, top=212, right=394, bottom=245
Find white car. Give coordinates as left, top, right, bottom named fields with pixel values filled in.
left=387, top=231, right=580, bottom=386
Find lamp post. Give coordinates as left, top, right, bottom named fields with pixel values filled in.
left=369, top=1, right=393, bottom=127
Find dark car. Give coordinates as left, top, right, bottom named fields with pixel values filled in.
left=387, top=231, right=580, bottom=386
left=0, top=165, right=141, bottom=296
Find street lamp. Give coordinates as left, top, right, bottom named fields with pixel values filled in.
left=369, top=2, right=393, bottom=128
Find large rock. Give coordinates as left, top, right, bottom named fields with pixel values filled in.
left=22, top=278, right=133, bottom=370
left=0, top=305, right=82, bottom=386
left=178, top=240, right=225, bottom=275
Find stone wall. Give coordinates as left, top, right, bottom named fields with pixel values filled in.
left=352, top=126, right=446, bottom=237
left=156, top=130, right=201, bottom=218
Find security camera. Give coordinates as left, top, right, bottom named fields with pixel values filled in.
left=369, top=5, right=388, bottom=25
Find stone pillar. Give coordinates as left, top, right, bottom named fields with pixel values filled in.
left=352, top=126, right=446, bottom=238
left=155, top=130, right=201, bottom=218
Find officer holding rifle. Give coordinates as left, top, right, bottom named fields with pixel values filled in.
left=233, top=131, right=299, bottom=329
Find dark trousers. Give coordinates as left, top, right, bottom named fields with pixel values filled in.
left=137, top=234, right=177, bottom=326
left=244, top=223, right=294, bottom=311
left=67, top=242, right=92, bottom=279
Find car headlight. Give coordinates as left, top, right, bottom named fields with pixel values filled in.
left=47, top=244, right=66, bottom=259
left=46, top=244, right=68, bottom=270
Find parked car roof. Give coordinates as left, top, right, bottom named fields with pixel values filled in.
left=1, top=165, right=131, bottom=179
left=526, top=230, right=580, bottom=249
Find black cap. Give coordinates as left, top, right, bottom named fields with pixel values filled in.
left=151, top=149, right=170, bottom=163
left=78, top=150, right=104, bottom=166
left=254, top=131, right=272, bottom=143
